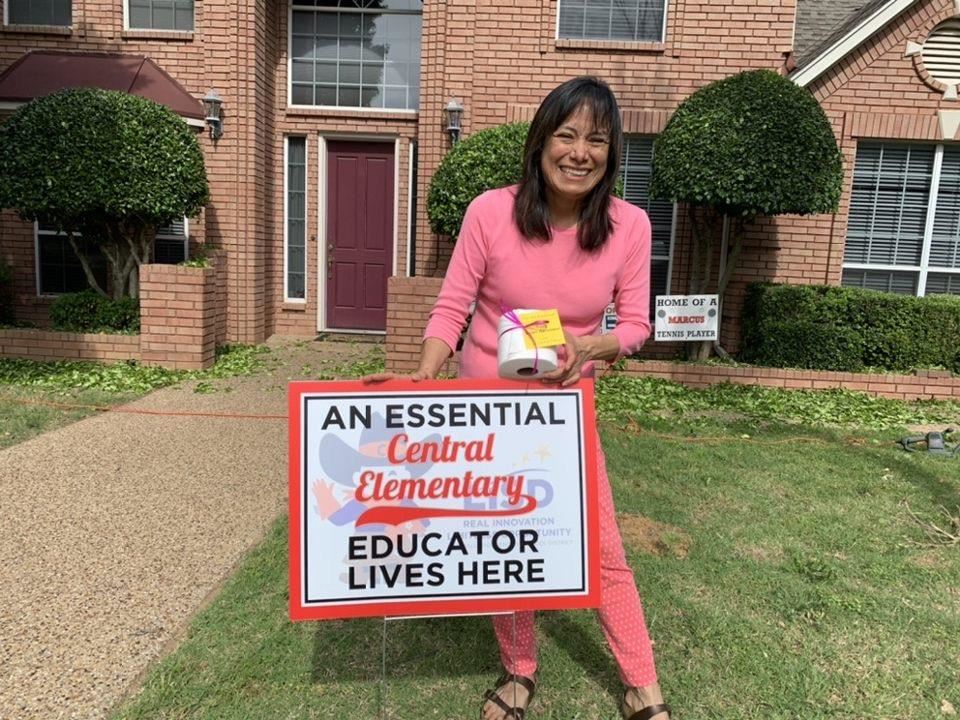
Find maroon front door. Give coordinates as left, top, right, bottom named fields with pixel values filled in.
left=326, top=141, right=395, bottom=330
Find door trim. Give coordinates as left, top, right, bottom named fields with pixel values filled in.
left=317, top=134, right=400, bottom=333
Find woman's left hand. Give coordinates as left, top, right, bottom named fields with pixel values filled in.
left=541, top=330, right=593, bottom=386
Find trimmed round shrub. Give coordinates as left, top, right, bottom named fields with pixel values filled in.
left=49, top=290, right=140, bottom=333
left=0, top=87, right=209, bottom=298
left=427, top=122, right=529, bottom=238
left=651, top=69, right=843, bottom=216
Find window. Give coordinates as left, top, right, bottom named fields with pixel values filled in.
left=128, top=0, right=194, bottom=31
left=36, top=225, right=107, bottom=295
left=286, top=137, right=307, bottom=301
left=842, top=142, right=960, bottom=296
left=37, top=221, right=187, bottom=295
left=290, top=0, right=422, bottom=110
left=620, top=136, right=675, bottom=305
left=558, top=0, right=666, bottom=42
left=153, top=220, right=189, bottom=264
left=8, top=0, right=71, bottom=25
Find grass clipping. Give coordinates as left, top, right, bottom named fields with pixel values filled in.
left=902, top=500, right=960, bottom=547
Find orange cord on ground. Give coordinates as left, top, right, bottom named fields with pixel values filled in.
left=1, top=394, right=287, bottom=420
left=3, top=393, right=841, bottom=445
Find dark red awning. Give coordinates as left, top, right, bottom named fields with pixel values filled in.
left=0, top=51, right=203, bottom=120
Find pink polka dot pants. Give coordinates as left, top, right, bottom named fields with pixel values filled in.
left=492, top=442, right=659, bottom=687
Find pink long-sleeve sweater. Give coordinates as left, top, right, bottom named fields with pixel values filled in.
left=423, top=186, right=652, bottom=379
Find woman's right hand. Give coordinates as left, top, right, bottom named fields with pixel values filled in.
left=361, top=338, right=451, bottom=384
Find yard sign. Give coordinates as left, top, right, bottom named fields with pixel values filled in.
left=654, top=294, right=720, bottom=341
left=288, top=378, right=600, bottom=621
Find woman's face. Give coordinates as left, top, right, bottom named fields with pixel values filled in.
left=540, top=104, right=611, bottom=209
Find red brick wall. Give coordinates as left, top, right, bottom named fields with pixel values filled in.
left=0, top=328, right=140, bottom=362
left=140, top=263, right=218, bottom=370
left=617, top=360, right=960, bottom=402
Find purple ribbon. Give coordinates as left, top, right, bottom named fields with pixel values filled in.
left=498, top=304, right=548, bottom=373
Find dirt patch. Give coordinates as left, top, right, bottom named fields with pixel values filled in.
left=617, top=513, right=691, bottom=559
left=908, top=550, right=946, bottom=570
left=738, top=544, right=785, bottom=563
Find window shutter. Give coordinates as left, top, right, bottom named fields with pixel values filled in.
left=925, top=273, right=960, bottom=294
left=841, top=269, right=917, bottom=295
left=844, top=143, right=932, bottom=267
left=620, top=137, right=673, bottom=260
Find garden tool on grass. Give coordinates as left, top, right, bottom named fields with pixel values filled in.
left=898, top=428, right=960, bottom=456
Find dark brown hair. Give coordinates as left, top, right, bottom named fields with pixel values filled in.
left=513, top=76, right=623, bottom=252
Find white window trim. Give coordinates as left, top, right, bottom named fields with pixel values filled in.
left=554, top=0, right=669, bottom=43
left=287, top=0, right=422, bottom=112
left=316, top=134, right=327, bottom=329
left=843, top=141, right=960, bottom=296
left=285, top=135, right=308, bottom=304
left=4, top=0, right=72, bottom=27
left=405, top=139, right=415, bottom=278
left=123, top=0, right=195, bottom=32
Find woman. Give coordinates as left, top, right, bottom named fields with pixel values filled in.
left=368, top=76, right=669, bottom=720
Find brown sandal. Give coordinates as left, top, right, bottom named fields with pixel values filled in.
left=481, top=672, right=536, bottom=720
left=622, top=696, right=671, bottom=720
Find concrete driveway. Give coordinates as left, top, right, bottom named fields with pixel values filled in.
left=0, top=338, right=379, bottom=720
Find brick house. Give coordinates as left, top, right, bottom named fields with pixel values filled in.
left=0, top=0, right=958, bottom=368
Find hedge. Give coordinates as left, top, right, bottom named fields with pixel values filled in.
left=427, top=122, right=529, bottom=238
left=49, top=290, right=140, bottom=333
left=740, top=283, right=960, bottom=373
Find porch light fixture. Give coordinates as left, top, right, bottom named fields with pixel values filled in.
left=202, top=90, right=223, bottom=140
left=444, top=97, right=464, bottom=143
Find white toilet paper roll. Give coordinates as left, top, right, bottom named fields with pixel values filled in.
left=497, top=310, right=559, bottom=379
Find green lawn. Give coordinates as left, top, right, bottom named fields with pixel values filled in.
left=110, top=419, right=960, bottom=720
left=0, top=385, right=140, bottom=450
left=0, top=346, right=272, bottom=449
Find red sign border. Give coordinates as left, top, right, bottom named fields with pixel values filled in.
left=288, top=378, right=600, bottom=621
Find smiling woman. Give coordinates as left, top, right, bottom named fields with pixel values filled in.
left=364, top=76, right=670, bottom=720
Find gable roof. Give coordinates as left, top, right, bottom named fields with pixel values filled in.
left=794, top=0, right=875, bottom=65
left=0, top=51, right=203, bottom=121
left=791, top=0, right=919, bottom=86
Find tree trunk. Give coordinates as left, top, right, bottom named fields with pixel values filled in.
left=66, top=232, right=108, bottom=297
left=716, top=217, right=745, bottom=301
left=100, top=225, right=137, bottom=300
left=123, top=224, right=155, bottom=299
left=686, top=206, right=717, bottom=360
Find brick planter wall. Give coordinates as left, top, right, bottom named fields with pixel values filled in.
left=617, top=361, right=960, bottom=402
left=0, top=329, right=140, bottom=362
left=385, top=277, right=960, bottom=402
left=139, top=263, right=218, bottom=370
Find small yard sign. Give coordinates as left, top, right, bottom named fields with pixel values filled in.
left=654, top=294, right=720, bottom=342
left=288, top=379, right=601, bottom=620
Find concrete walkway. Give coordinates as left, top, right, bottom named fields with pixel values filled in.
left=0, top=338, right=379, bottom=720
